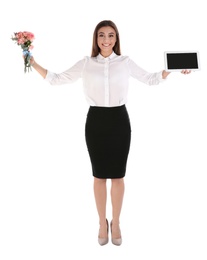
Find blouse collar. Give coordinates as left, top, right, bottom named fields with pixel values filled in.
left=97, top=51, right=117, bottom=61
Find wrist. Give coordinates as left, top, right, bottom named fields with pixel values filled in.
left=162, top=70, right=170, bottom=79
left=30, top=59, right=35, bottom=66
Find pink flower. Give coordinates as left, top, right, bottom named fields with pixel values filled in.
left=17, top=38, right=25, bottom=44
left=27, top=32, right=35, bottom=41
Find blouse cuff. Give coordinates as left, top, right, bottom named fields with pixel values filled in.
left=45, top=70, right=54, bottom=82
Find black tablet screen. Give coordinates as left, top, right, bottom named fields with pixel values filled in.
left=167, top=53, right=198, bottom=69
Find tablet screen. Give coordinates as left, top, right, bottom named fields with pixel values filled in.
left=164, top=51, right=200, bottom=71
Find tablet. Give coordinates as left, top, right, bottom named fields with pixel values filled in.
left=164, top=51, right=200, bottom=72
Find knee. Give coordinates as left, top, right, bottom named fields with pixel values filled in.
left=111, top=178, right=124, bottom=185
left=94, top=177, right=107, bottom=185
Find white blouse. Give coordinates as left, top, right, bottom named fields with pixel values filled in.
left=45, top=52, right=165, bottom=107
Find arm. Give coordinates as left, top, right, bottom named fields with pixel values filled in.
left=29, top=56, right=86, bottom=85
left=44, top=59, right=86, bottom=85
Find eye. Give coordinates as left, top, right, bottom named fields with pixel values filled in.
left=109, top=34, right=114, bottom=37
left=98, top=34, right=104, bottom=37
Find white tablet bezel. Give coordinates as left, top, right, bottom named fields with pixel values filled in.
left=164, top=51, right=200, bottom=72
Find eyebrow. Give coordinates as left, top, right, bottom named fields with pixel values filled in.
left=98, top=32, right=115, bottom=35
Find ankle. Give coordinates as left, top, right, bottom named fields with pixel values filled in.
left=99, top=218, right=108, bottom=226
left=111, top=219, right=120, bottom=225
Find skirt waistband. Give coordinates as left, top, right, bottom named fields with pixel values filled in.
left=89, top=105, right=126, bottom=110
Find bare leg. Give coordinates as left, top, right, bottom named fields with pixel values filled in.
left=111, top=178, right=124, bottom=238
left=93, top=177, right=108, bottom=238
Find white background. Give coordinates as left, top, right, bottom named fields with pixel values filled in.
left=0, top=0, right=207, bottom=259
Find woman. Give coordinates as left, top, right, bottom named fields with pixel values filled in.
left=28, top=20, right=190, bottom=246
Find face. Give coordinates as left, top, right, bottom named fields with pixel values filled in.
left=97, top=26, right=117, bottom=57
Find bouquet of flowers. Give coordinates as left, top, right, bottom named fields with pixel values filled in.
left=11, top=31, right=35, bottom=73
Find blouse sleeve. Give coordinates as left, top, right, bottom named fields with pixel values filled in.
left=127, top=58, right=165, bottom=85
left=45, top=58, right=87, bottom=85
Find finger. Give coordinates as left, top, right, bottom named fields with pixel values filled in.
left=185, top=70, right=191, bottom=74
left=181, top=70, right=191, bottom=74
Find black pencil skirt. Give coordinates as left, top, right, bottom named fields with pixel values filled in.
left=85, top=105, right=131, bottom=179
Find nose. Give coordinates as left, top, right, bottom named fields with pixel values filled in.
left=103, top=36, right=109, bottom=42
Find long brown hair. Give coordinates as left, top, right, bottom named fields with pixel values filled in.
left=91, top=20, right=121, bottom=57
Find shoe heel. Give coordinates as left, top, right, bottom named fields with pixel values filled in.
left=98, top=219, right=109, bottom=246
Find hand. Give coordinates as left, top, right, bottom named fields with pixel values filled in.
left=181, top=69, right=191, bottom=75
left=22, top=55, right=35, bottom=66
left=29, top=56, right=35, bottom=66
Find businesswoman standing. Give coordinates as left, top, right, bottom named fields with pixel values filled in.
left=26, top=20, right=190, bottom=246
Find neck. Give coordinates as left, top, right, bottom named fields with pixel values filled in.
left=100, top=51, right=113, bottom=58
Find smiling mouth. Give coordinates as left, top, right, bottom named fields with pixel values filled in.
left=102, top=44, right=110, bottom=47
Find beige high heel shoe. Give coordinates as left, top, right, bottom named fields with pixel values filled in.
left=110, top=221, right=122, bottom=246
left=98, top=219, right=109, bottom=246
